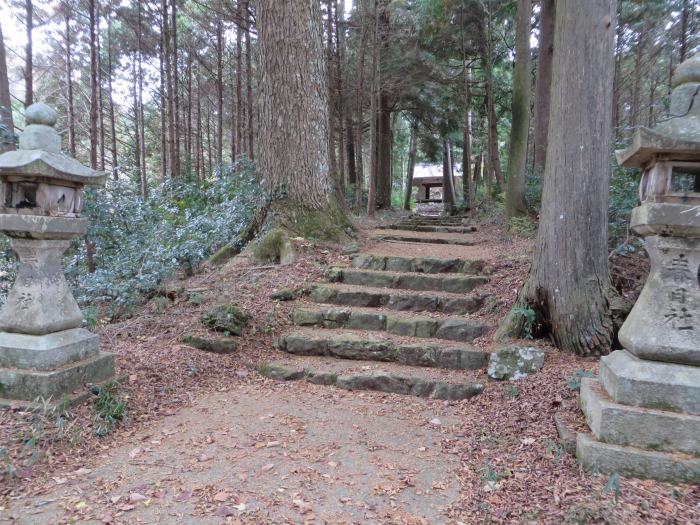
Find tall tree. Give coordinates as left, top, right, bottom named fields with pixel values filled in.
left=403, top=119, right=418, bottom=210
left=482, top=2, right=503, bottom=194
left=0, top=22, right=14, bottom=153
left=64, top=9, right=76, bottom=157
left=532, top=0, right=555, bottom=177
left=257, top=0, right=348, bottom=236
left=24, top=0, right=33, bottom=107
left=88, top=0, right=98, bottom=169
left=505, top=0, right=532, bottom=218
left=498, top=0, right=619, bottom=356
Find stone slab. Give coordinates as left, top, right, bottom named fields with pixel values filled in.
left=334, top=268, right=488, bottom=293
left=600, top=350, right=700, bottom=414
left=259, top=357, right=485, bottom=401
left=0, top=352, right=115, bottom=402
left=0, top=328, right=99, bottom=370
left=581, top=377, right=700, bottom=455
left=576, top=433, right=700, bottom=484
left=280, top=330, right=488, bottom=371
left=0, top=213, right=88, bottom=239
left=351, top=254, right=483, bottom=274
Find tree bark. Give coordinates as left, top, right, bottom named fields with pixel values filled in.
left=216, top=16, right=224, bottom=170
left=354, top=0, right=368, bottom=211
left=107, top=19, right=118, bottom=177
left=505, top=0, right=531, bottom=218
left=483, top=4, right=503, bottom=193
left=88, top=0, right=98, bottom=170
left=236, top=0, right=243, bottom=158
left=244, top=0, right=254, bottom=159
left=498, top=0, right=619, bottom=356
left=367, top=0, right=380, bottom=217
left=97, top=2, right=105, bottom=171
left=679, top=0, right=689, bottom=63
left=403, top=120, right=418, bottom=211
left=24, top=0, right=33, bottom=108
left=64, top=13, right=76, bottom=157
left=532, top=0, right=554, bottom=177
left=0, top=22, right=14, bottom=154
left=257, top=0, right=346, bottom=235
left=326, top=0, right=338, bottom=182
left=376, top=92, right=392, bottom=209
left=171, top=0, right=180, bottom=177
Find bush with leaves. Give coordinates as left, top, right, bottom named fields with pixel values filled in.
left=0, top=161, right=263, bottom=315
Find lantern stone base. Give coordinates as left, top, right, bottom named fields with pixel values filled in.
left=0, top=329, right=115, bottom=406
left=599, top=350, right=700, bottom=414
left=580, top=378, right=699, bottom=455
left=576, top=434, right=700, bottom=484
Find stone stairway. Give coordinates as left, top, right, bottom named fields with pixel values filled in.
left=261, top=225, right=493, bottom=401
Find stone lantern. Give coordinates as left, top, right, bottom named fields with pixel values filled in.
left=0, top=103, right=114, bottom=406
left=576, top=54, right=700, bottom=483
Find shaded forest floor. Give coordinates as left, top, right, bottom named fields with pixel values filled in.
left=0, top=210, right=697, bottom=524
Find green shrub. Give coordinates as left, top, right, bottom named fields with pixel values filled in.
left=91, top=383, right=127, bottom=437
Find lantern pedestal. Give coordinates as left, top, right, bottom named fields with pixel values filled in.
left=576, top=53, right=700, bottom=484
left=0, top=103, right=114, bottom=407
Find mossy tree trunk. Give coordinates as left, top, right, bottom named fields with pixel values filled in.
left=497, top=0, right=619, bottom=356
left=257, top=0, right=349, bottom=239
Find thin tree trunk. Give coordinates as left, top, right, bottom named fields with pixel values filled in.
left=505, top=0, right=531, bottom=218
left=97, top=2, right=105, bottom=171
left=367, top=0, right=380, bottom=217
left=88, top=0, right=98, bottom=170
left=159, top=39, right=167, bottom=180
left=206, top=98, right=213, bottom=177
left=442, top=139, right=456, bottom=214
left=171, top=0, right=180, bottom=177
left=137, top=1, right=146, bottom=188
left=499, top=0, right=619, bottom=356
left=216, top=17, right=224, bottom=170
left=107, top=19, right=118, bottom=177
left=24, top=0, right=33, bottom=108
left=195, top=68, right=202, bottom=179
left=0, top=22, right=14, bottom=154
left=483, top=3, right=503, bottom=193
left=631, top=29, right=645, bottom=128
left=236, top=0, right=243, bottom=158
left=132, top=57, right=145, bottom=199
left=336, top=0, right=346, bottom=186
left=64, top=13, right=76, bottom=157
left=326, top=0, right=338, bottom=182
left=244, top=0, right=254, bottom=159
left=532, top=0, right=554, bottom=176
left=679, top=0, right=689, bottom=62
left=354, top=0, right=368, bottom=211
left=462, top=65, right=472, bottom=209
left=403, top=120, right=418, bottom=211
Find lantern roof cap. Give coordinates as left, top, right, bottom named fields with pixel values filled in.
left=0, top=103, right=107, bottom=186
left=616, top=53, right=700, bottom=168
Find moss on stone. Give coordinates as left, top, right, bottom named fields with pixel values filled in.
left=251, top=228, right=287, bottom=263
left=201, top=303, right=250, bottom=335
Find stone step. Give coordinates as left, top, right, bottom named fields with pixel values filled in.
left=373, top=235, right=476, bottom=246
left=580, top=378, right=700, bottom=456
left=292, top=305, right=491, bottom=342
left=259, top=355, right=485, bottom=401
left=351, top=254, right=484, bottom=274
left=396, top=221, right=469, bottom=228
left=311, top=283, right=485, bottom=315
left=330, top=268, right=488, bottom=293
left=407, top=215, right=467, bottom=223
left=377, top=225, right=477, bottom=234
left=576, top=433, right=700, bottom=484
left=280, top=328, right=489, bottom=370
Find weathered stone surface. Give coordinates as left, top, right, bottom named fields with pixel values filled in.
left=202, top=303, right=250, bottom=335
left=0, top=214, right=88, bottom=240
left=618, top=236, right=700, bottom=367
left=341, top=241, right=359, bottom=255
left=435, top=319, right=490, bottom=342
left=373, top=235, right=475, bottom=246
left=327, top=334, right=395, bottom=361
left=581, top=378, right=700, bottom=455
left=258, top=363, right=306, bottom=381
left=0, top=352, right=115, bottom=402
left=270, top=288, right=297, bottom=301
left=351, top=254, right=483, bottom=274
left=376, top=225, right=477, bottom=234
left=181, top=335, right=236, bottom=354
left=576, top=433, right=700, bottom=484
left=334, top=268, right=488, bottom=293
left=292, top=309, right=323, bottom=326
left=487, top=346, right=546, bottom=381
left=386, top=317, right=438, bottom=338
left=0, top=239, right=84, bottom=335
left=336, top=372, right=483, bottom=400
left=280, top=331, right=488, bottom=371
left=600, top=350, right=700, bottom=414
left=347, top=311, right=388, bottom=330
left=0, top=329, right=99, bottom=370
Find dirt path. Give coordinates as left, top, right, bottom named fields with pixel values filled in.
left=3, top=382, right=463, bottom=524
left=1, top=212, right=698, bottom=525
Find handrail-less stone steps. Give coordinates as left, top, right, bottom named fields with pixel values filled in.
left=407, top=216, right=468, bottom=222
left=280, top=328, right=489, bottom=370
left=376, top=224, right=477, bottom=234
left=351, top=253, right=484, bottom=274
left=292, top=305, right=491, bottom=342
left=330, top=268, right=488, bottom=293
left=396, top=221, right=471, bottom=227
left=311, top=283, right=486, bottom=315
left=259, top=356, right=485, bottom=400
left=372, top=234, right=477, bottom=246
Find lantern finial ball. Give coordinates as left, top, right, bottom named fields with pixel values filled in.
left=25, top=102, right=58, bottom=127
